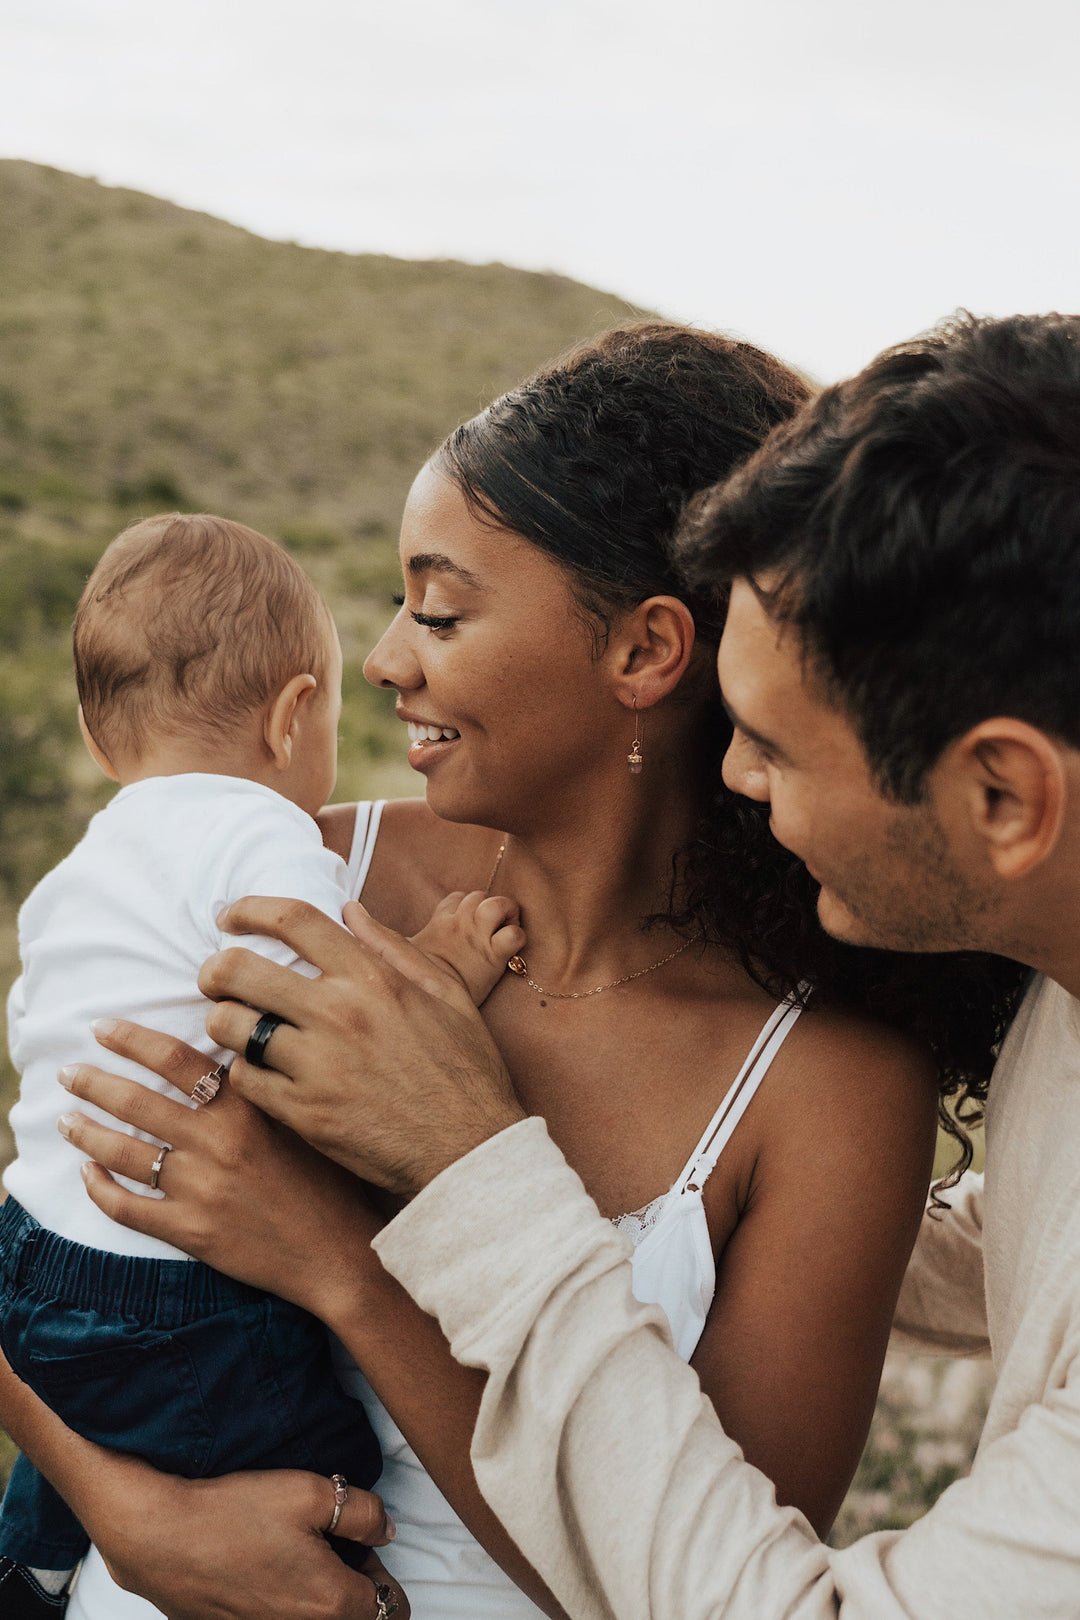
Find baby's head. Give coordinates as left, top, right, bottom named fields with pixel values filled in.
left=74, top=513, right=342, bottom=817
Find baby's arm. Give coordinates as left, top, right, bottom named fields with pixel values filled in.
left=410, top=892, right=525, bottom=1007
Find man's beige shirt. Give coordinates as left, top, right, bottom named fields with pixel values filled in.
left=375, top=973, right=1080, bottom=1618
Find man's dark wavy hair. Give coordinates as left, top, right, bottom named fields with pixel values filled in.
left=438, top=321, right=1028, bottom=1188
left=678, top=310, right=1080, bottom=801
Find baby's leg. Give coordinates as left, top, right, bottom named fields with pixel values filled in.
left=410, top=891, right=525, bottom=1006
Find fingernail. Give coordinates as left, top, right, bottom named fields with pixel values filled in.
left=214, top=907, right=231, bottom=928
left=80, top=1162, right=91, bottom=1181
left=58, top=1113, right=77, bottom=1139
left=58, top=1065, right=79, bottom=1090
left=385, top=1516, right=397, bottom=1541
left=91, top=1018, right=118, bottom=1038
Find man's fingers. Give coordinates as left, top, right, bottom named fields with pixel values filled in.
left=204, top=1000, right=302, bottom=1075
left=59, top=1061, right=194, bottom=1141
left=198, top=946, right=323, bottom=1024
left=218, top=896, right=364, bottom=974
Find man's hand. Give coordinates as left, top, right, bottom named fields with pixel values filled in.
left=197, top=896, right=527, bottom=1195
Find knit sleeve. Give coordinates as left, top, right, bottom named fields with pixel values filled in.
left=375, top=1122, right=1080, bottom=1620
left=891, top=1172, right=990, bottom=1356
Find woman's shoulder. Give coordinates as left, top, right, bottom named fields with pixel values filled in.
left=318, top=797, right=500, bottom=933
left=755, top=997, right=939, bottom=1182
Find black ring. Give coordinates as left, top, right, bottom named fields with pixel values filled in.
left=245, top=1012, right=284, bottom=1069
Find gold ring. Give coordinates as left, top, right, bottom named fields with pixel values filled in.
left=374, top=1582, right=399, bottom=1619
left=326, top=1472, right=348, bottom=1536
left=148, top=1143, right=172, bottom=1191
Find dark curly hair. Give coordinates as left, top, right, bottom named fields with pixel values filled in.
left=436, top=322, right=1027, bottom=1188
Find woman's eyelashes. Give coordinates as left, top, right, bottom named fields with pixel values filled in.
left=391, top=591, right=460, bottom=634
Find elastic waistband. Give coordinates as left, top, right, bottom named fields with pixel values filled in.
left=0, top=1197, right=271, bottom=1327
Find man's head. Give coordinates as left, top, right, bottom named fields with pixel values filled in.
left=679, top=312, right=1080, bottom=967
left=75, top=513, right=342, bottom=816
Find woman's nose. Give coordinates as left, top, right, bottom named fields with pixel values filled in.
left=363, top=613, right=423, bottom=691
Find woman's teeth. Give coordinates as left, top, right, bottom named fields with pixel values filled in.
left=407, top=723, right=460, bottom=745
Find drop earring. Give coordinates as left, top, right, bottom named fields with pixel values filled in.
left=627, top=696, right=645, bottom=775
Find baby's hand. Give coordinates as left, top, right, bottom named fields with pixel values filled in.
left=410, top=891, right=525, bottom=1007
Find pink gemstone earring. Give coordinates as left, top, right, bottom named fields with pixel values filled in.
left=627, top=696, right=644, bottom=775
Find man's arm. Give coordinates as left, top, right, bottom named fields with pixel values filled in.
left=374, top=1121, right=1080, bottom=1620
left=891, top=1172, right=990, bottom=1356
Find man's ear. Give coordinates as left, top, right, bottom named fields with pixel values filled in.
left=610, top=595, right=696, bottom=710
left=951, top=719, right=1068, bottom=880
left=78, top=706, right=119, bottom=783
left=264, top=674, right=317, bottom=770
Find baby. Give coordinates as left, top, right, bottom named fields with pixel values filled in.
left=0, top=514, right=520, bottom=1616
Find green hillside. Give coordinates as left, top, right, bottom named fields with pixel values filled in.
left=0, top=158, right=642, bottom=1051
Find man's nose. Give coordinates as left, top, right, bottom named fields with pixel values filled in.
left=722, top=735, right=770, bottom=803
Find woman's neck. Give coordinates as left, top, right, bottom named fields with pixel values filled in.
left=492, top=770, right=701, bottom=988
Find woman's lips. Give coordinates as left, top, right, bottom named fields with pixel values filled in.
left=405, top=720, right=461, bottom=771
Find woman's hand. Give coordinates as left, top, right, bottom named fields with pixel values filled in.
left=58, top=1025, right=379, bottom=1319
left=87, top=1460, right=406, bottom=1620
left=197, top=895, right=526, bottom=1194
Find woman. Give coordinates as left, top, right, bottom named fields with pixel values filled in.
left=3, top=325, right=1021, bottom=1620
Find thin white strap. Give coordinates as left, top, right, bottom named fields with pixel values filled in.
left=345, top=800, right=386, bottom=899
left=673, top=997, right=804, bottom=1196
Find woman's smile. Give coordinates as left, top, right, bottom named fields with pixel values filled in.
left=402, top=715, right=463, bottom=771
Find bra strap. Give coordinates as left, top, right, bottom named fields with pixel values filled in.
left=673, top=996, right=805, bottom=1196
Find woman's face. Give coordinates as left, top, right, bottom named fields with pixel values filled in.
left=364, top=462, right=617, bottom=829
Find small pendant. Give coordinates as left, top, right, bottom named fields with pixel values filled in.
left=507, top=955, right=528, bottom=976
left=627, top=747, right=643, bottom=775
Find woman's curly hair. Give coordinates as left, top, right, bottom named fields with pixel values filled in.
left=437, top=322, right=1028, bottom=1189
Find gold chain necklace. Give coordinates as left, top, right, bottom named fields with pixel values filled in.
left=485, top=838, right=694, bottom=1001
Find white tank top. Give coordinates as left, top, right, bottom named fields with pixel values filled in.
left=68, top=802, right=803, bottom=1620
left=333, top=803, right=804, bottom=1619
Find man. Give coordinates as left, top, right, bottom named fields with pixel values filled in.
left=61, top=311, right=1080, bottom=1614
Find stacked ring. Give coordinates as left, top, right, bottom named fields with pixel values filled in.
left=191, top=1063, right=226, bottom=1106
left=245, top=1013, right=283, bottom=1069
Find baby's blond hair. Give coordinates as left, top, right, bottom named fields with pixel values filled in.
left=74, top=513, right=333, bottom=761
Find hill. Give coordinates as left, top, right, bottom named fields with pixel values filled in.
left=0, top=158, right=644, bottom=1144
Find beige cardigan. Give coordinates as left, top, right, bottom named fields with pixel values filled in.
left=375, top=973, right=1080, bottom=1617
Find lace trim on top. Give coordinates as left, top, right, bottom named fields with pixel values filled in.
left=611, top=1191, right=676, bottom=1247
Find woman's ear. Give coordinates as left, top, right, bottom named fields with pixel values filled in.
left=950, top=719, right=1067, bottom=880
left=264, top=674, right=318, bottom=770
left=78, top=706, right=119, bottom=783
left=611, top=595, right=696, bottom=709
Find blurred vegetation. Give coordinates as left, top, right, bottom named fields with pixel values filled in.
left=0, top=161, right=989, bottom=1532
left=0, top=155, right=645, bottom=1160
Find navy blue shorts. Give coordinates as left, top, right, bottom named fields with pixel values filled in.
left=0, top=1197, right=381, bottom=1572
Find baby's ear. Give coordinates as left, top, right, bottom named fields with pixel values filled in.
left=78, top=705, right=120, bottom=782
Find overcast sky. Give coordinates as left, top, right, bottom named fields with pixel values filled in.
left=2, top=0, right=1078, bottom=380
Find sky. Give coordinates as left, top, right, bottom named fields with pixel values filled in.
left=1, top=0, right=1078, bottom=380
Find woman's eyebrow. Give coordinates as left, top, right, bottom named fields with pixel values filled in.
left=406, top=552, right=484, bottom=589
